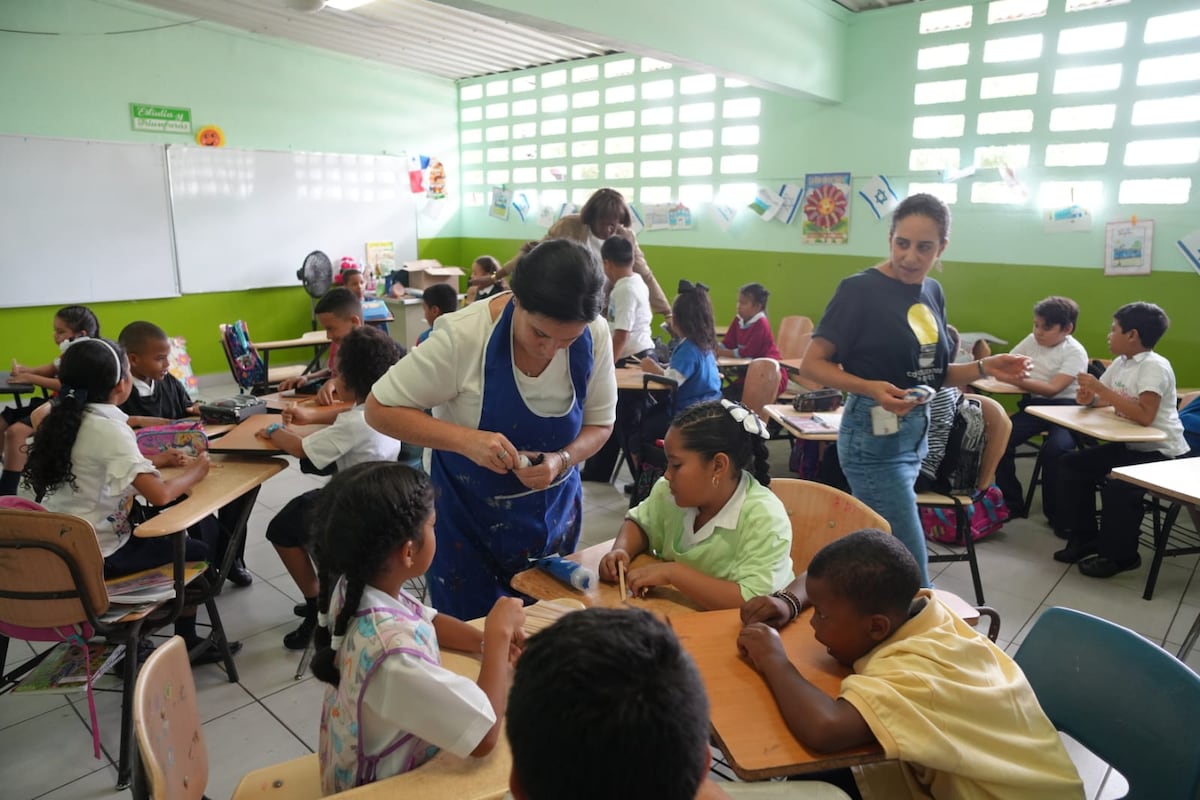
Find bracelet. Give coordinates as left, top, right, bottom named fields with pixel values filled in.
left=264, top=422, right=283, bottom=436
left=976, top=359, right=987, bottom=378
left=771, top=590, right=802, bottom=622
left=557, top=449, right=573, bottom=474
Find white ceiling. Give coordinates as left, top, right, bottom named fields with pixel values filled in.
left=132, top=0, right=610, bottom=79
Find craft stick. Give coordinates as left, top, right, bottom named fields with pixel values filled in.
left=618, top=561, right=627, bottom=603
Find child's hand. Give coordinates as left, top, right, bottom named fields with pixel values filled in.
left=1076, top=372, right=1102, bottom=396
left=316, top=381, right=336, bottom=406
left=740, top=595, right=793, bottom=629
left=737, top=623, right=787, bottom=672
left=277, top=376, right=305, bottom=392
left=188, top=452, right=211, bottom=480
left=483, top=596, right=526, bottom=658
left=282, top=404, right=311, bottom=426
left=153, top=449, right=192, bottom=468
left=11, top=359, right=26, bottom=376
left=638, top=356, right=663, bottom=375
left=625, top=562, right=676, bottom=597
left=598, top=548, right=631, bottom=583
left=465, top=431, right=520, bottom=475
left=254, top=424, right=281, bottom=441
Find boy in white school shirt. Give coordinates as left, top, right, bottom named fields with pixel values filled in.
left=603, top=234, right=655, bottom=365
left=992, top=296, right=1089, bottom=521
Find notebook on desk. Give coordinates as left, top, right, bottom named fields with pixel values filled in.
left=784, top=414, right=840, bottom=435
left=362, top=299, right=391, bottom=321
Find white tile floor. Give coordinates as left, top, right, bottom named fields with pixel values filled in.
left=3, top=392, right=1197, bottom=799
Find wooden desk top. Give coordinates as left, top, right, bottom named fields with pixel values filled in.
left=615, top=366, right=673, bottom=392
left=763, top=404, right=842, bottom=441
left=207, top=414, right=327, bottom=454
left=970, top=377, right=1024, bottom=395
left=257, top=389, right=352, bottom=414
left=1110, top=457, right=1200, bottom=507
left=137, top=454, right=286, bottom=537
left=672, top=608, right=884, bottom=780
left=510, top=540, right=703, bottom=616
left=1024, top=404, right=1167, bottom=443
left=253, top=330, right=330, bottom=351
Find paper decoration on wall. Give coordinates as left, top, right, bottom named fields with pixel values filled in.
left=802, top=173, right=851, bottom=245
left=490, top=187, right=511, bottom=221
left=858, top=175, right=899, bottom=221
left=558, top=202, right=578, bottom=221
left=1043, top=205, right=1092, bottom=233
left=628, top=204, right=645, bottom=235
left=998, top=163, right=1028, bottom=201
left=426, top=159, right=446, bottom=199
left=1175, top=229, right=1200, bottom=276
left=537, top=206, right=556, bottom=228
left=195, top=125, right=225, bottom=147
left=711, top=203, right=737, bottom=232
left=408, top=155, right=430, bottom=193
left=1104, top=219, right=1153, bottom=276
left=749, top=188, right=783, bottom=220
left=512, top=192, right=531, bottom=222
left=642, top=202, right=692, bottom=231
left=365, top=241, right=396, bottom=279
left=942, top=164, right=976, bottom=183
left=777, top=183, right=803, bottom=225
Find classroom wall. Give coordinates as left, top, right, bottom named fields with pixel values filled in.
left=0, top=0, right=459, bottom=374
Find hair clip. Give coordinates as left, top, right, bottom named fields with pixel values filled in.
left=720, top=399, right=770, bottom=439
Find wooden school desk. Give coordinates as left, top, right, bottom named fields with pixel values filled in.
left=763, top=404, right=842, bottom=441
left=0, top=371, right=41, bottom=410
left=672, top=608, right=884, bottom=780
left=257, top=388, right=353, bottom=414
left=207, top=413, right=328, bottom=454
left=969, top=377, right=1024, bottom=395
left=253, top=329, right=329, bottom=376
left=1024, top=405, right=1167, bottom=444
left=510, top=539, right=703, bottom=616
left=1110, top=457, right=1200, bottom=600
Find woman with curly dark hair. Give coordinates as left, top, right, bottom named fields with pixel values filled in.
left=309, top=462, right=525, bottom=794
left=23, top=337, right=218, bottom=653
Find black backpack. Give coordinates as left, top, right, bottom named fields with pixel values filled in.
left=934, top=395, right=986, bottom=494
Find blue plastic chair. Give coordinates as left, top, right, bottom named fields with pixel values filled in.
left=1014, top=607, right=1200, bottom=800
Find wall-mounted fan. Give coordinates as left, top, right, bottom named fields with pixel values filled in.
left=297, top=250, right=333, bottom=328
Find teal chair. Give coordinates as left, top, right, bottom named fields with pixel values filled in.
left=1014, top=607, right=1200, bottom=800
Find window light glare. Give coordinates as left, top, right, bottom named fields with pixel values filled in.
left=680, top=75, right=717, bottom=95
left=605, top=85, right=635, bottom=104
left=1038, top=181, right=1102, bottom=209
left=980, top=73, right=1038, bottom=99
left=721, top=126, right=760, bottom=147
left=977, top=109, right=1034, bottom=134
left=571, top=64, right=599, bottom=83
left=983, top=34, right=1043, bottom=63
left=641, top=185, right=672, bottom=203
left=918, top=43, right=971, bottom=70
left=1137, top=54, right=1200, bottom=86
left=913, top=114, right=966, bottom=139
left=484, top=125, right=508, bottom=142
left=914, top=79, right=967, bottom=105
left=987, top=0, right=1047, bottom=25
left=909, top=148, right=961, bottom=171
left=719, top=155, right=758, bottom=174
left=541, top=119, right=566, bottom=136
left=919, top=5, right=973, bottom=34
left=640, top=57, right=672, bottom=73
left=722, top=98, right=761, bottom=118
left=1132, top=95, right=1200, bottom=126
left=512, top=167, right=537, bottom=183
left=606, top=162, right=635, bottom=180
left=641, top=160, right=673, bottom=178
left=909, top=182, right=958, bottom=204
left=570, top=116, right=598, bottom=133
left=604, top=58, right=636, bottom=78
left=679, top=130, right=713, bottom=149
left=1066, top=0, right=1129, bottom=12
left=642, top=107, right=673, bottom=126
left=1049, top=103, right=1116, bottom=131
left=678, top=157, right=713, bottom=177
left=605, top=137, right=635, bottom=155
left=325, top=0, right=377, bottom=10
left=1058, top=22, right=1126, bottom=54
left=640, top=133, right=673, bottom=152
left=1044, top=142, right=1109, bottom=167
left=971, top=181, right=1026, bottom=204
left=1053, top=64, right=1122, bottom=94
left=511, top=122, right=537, bottom=139
left=642, top=79, right=675, bottom=100
left=486, top=147, right=508, bottom=163
left=678, top=185, right=715, bottom=205
left=975, top=145, right=1030, bottom=168
left=459, top=85, right=483, bottom=102
left=1124, top=138, right=1200, bottom=166
left=679, top=103, right=715, bottom=123
left=485, top=81, right=508, bottom=97
left=1118, top=178, right=1190, bottom=204
left=1144, top=9, right=1200, bottom=44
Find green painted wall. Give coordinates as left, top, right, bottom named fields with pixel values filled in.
left=0, top=0, right=459, bottom=374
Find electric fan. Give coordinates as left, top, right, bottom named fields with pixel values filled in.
left=297, top=250, right=333, bottom=328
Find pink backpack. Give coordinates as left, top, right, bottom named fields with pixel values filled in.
left=921, top=484, right=1009, bottom=544
left=135, top=421, right=208, bottom=457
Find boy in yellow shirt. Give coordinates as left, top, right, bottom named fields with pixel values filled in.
left=738, top=530, right=1083, bottom=800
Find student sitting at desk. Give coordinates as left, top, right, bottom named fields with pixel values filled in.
left=117, top=321, right=200, bottom=427
left=258, top=326, right=406, bottom=649
left=1, top=305, right=100, bottom=496
left=277, top=287, right=364, bottom=423
left=738, top=530, right=1084, bottom=800
left=599, top=400, right=792, bottom=610
left=21, top=338, right=233, bottom=664
left=312, top=462, right=525, bottom=794
left=416, top=283, right=459, bottom=346
left=717, top=282, right=787, bottom=400
left=1053, top=302, right=1189, bottom=577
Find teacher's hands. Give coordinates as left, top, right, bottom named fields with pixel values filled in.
left=511, top=451, right=560, bottom=491
left=868, top=381, right=920, bottom=415
left=982, top=354, right=1033, bottom=384
left=464, top=430, right=521, bottom=474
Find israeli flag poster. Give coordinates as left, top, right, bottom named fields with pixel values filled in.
left=858, top=175, right=899, bottom=221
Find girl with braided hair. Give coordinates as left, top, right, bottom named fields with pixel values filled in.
left=598, top=399, right=793, bottom=610
left=309, top=462, right=525, bottom=795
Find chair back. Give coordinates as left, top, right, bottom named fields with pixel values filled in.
left=776, top=316, right=814, bottom=360
left=975, top=394, right=1013, bottom=490
left=769, top=479, right=890, bottom=571
left=134, top=636, right=208, bottom=800
left=741, top=358, right=782, bottom=420
left=0, top=507, right=109, bottom=634
left=1015, top=607, right=1200, bottom=800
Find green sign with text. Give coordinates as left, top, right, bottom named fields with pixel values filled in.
left=129, top=103, right=192, bottom=134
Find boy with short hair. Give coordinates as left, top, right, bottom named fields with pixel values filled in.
left=1053, top=302, right=1189, bottom=576
left=717, top=283, right=786, bottom=399
left=602, top=235, right=654, bottom=365
left=257, top=325, right=406, bottom=648
left=117, top=321, right=199, bottom=427
left=416, top=283, right=459, bottom=346
left=278, top=287, right=363, bottom=424
left=738, top=530, right=1084, bottom=800
left=993, top=296, right=1089, bottom=521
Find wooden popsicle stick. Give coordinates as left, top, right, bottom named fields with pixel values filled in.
left=618, top=561, right=627, bottom=604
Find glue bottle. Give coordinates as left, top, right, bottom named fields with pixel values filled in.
left=536, top=556, right=596, bottom=591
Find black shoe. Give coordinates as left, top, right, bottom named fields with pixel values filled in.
left=226, top=560, right=253, bottom=588
left=293, top=602, right=310, bottom=617
left=1079, top=554, right=1142, bottom=578
left=187, top=638, right=243, bottom=666
left=1053, top=539, right=1099, bottom=563
left=283, top=616, right=317, bottom=651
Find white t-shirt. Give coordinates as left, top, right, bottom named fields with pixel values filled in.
left=1100, top=351, right=1189, bottom=457
left=1010, top=333, right=1088, bottom=400
left=38, top=404, right=158, bottom=556
left=608, top=274, right=654, bottom=359
left=371, top=295, right=617, bottom=429
left=301, top=404, right=403, bottom=472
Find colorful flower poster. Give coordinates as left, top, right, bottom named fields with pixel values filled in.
left=802, top=173, right=851, bottom=245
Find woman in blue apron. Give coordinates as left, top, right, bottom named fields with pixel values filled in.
left=366, top=240, right=617, bottom=620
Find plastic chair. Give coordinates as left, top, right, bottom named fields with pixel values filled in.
left=134, top=635, right=322, bottom=800
left=775, top=316, right=813, bottom=360
left=0, top=504, right=194, bottom=790
left=1015, top=607, right=1200, bottom=800
left=740, top=358, right=783, bottom=422
left=919, top=394, right=1012, bottom=604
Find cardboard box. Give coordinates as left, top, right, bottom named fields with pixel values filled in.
left=402, top=259, right=465, bottom=291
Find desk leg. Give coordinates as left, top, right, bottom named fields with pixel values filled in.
left=1143, top=500, right=1181, bottom=601
left=195, top=487, right=262, bottom=682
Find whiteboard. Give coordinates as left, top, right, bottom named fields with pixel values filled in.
left=0, top=135, right=179, bottom=308
left=169, top=146, right=418, bottom=294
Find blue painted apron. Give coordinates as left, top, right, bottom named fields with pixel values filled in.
left=428, top=300, right=591, bottom=619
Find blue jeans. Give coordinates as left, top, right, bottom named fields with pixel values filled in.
left=839, top=394, right=931, bottom=586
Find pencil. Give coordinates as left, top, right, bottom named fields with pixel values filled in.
left=618, top=561, right=627, bottom=603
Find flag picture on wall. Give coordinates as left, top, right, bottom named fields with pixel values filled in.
left=802, top=173, right=851, bottom=245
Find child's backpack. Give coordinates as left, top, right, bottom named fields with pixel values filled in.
left=219, top=321, right=267, bottom=393
left=933, top=395, right=986, bottom=494
left=135, top=421, right=208, bottom=457
left=922, top=484, right=1009, bottom=544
